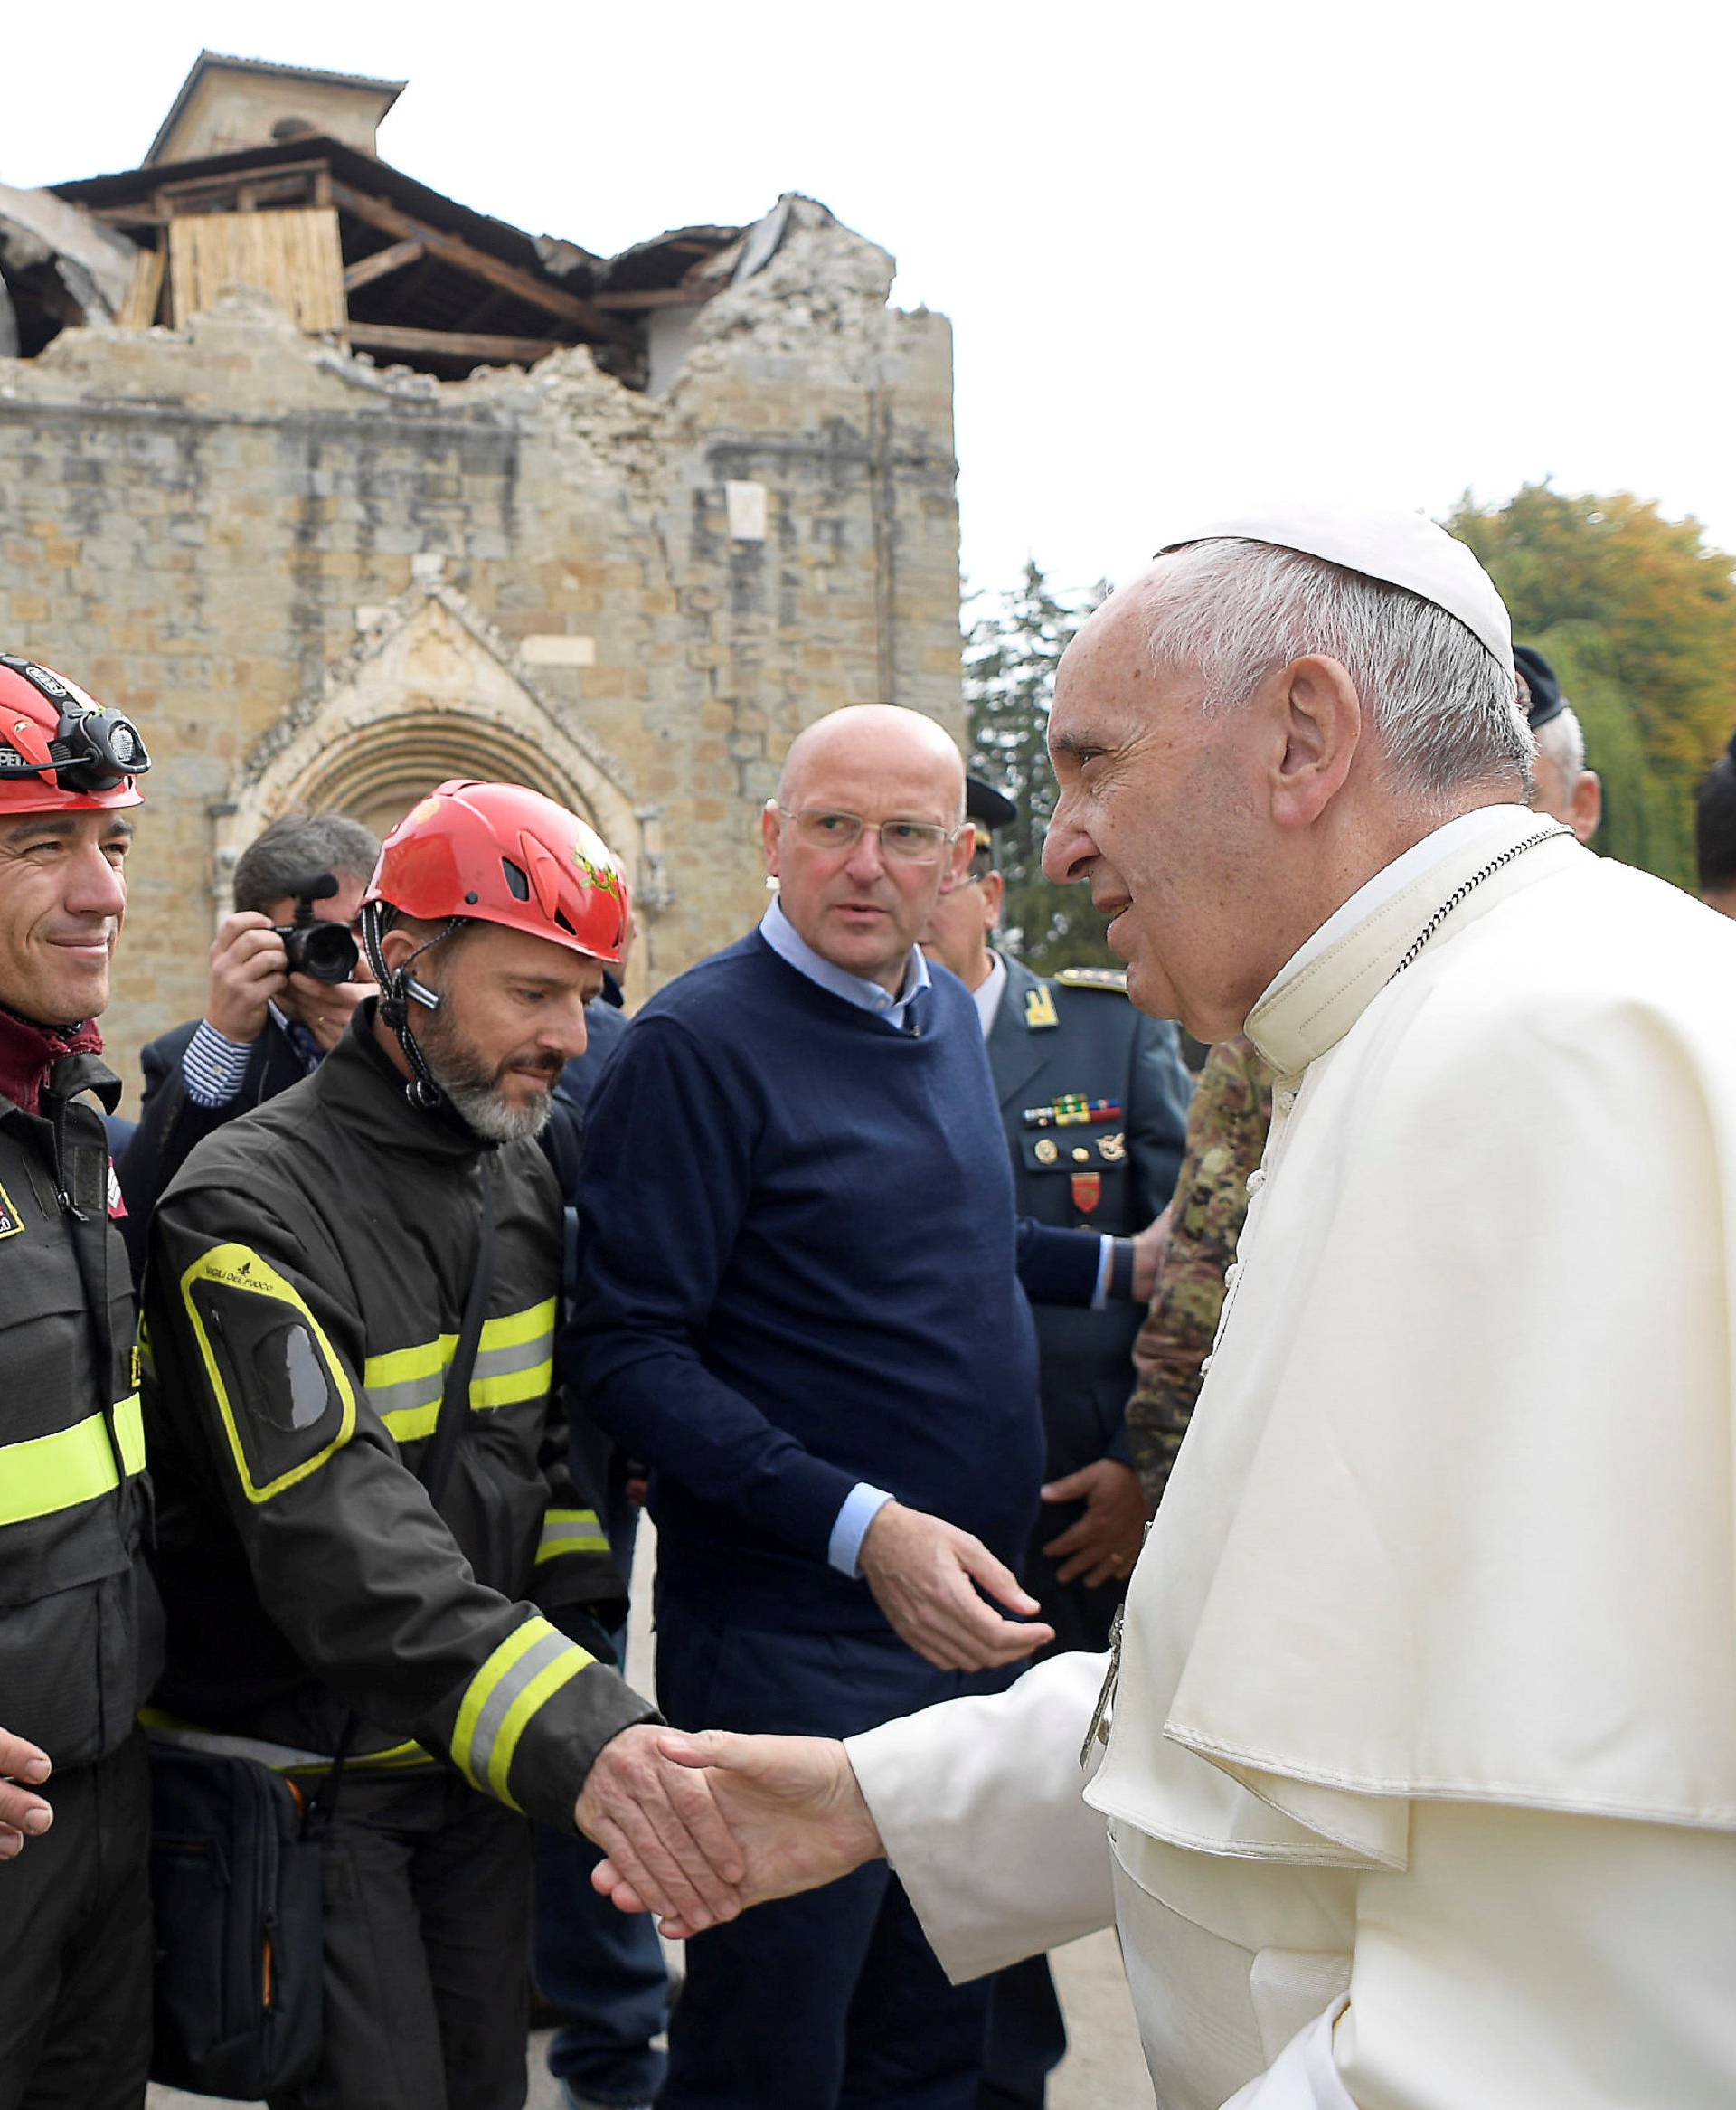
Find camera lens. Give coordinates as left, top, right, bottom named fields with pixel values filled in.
left=287, top=922, right=362, bottom=986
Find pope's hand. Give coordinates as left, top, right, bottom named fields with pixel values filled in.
left=593, top=1731, right=882, bottom=1939
left=857, top=1501, right=1054, bottom=1671
left=0, top=1726, right=52, bottom=1862
left=575, top=1722, right=746, bottom=1932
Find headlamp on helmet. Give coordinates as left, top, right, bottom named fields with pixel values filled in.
left=0, top=656, right=152, bottom=805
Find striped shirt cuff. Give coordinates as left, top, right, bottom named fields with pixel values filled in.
left=182, top=1021, right=255, bottom=1108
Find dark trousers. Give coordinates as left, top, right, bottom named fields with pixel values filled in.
left=268, top=1769, right=532, bottom=2110
left=655, top=1599, right=1009, bottom=2110
left=976, top=1528, right=1128, bottom=2109
left=0, top=1731, right=151, bottom=2110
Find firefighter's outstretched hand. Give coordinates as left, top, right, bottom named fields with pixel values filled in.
left=591, top=1731, right=882, bottom=1940
left=577, top=1723, right=748, bottom=1931
left=0, top=1726, right=52, bottom=1862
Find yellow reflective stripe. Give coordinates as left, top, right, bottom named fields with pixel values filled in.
left=471, top=1298, right=556, bottom=1410
left=535, top=1507, right=609, bottom=1562
left=365, top=1336, right=455, bottom=1387
left=487, top=1643, right=590, bottom=1808
left=478, top=1299, right=557, bottom=1352
left=0, top=1395, right=146, bottom=1529
left=364, top=1300, right=555, bottom=1435
left=471, top=1358, right=553, bottom=1410
left=140, top=1710, right=431, bottom=1774
left=113, top=1391, right=145, bottom=1478
left=366, top=1333, right=453, bottom=1442
left=451, top=1616, right=593, bottom=1808
left=307, top=1741, right=431, bottom=1774
left=452, top=1620, right=546, bottom=1790
left=379, top=1399, right=442, bottom=1443
left=180, top=1244, right=356, bottom=1505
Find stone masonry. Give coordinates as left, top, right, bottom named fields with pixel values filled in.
left=0, top=196, right=963, bottom=1104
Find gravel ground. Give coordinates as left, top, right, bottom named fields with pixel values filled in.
left=150, top=1527, right=1153, bottom=2109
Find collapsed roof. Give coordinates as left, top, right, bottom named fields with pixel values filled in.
left=2, top=56, right=795, bottom=385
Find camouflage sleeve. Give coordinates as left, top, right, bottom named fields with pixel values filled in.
left=1126, top=1037, right=1275, bottom=1506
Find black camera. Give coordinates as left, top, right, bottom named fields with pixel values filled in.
left=276, top=874, right=361, bottom=986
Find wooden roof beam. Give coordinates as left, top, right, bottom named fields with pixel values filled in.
left=347, top=321, right=567, bottom=367
left=343, top=237, right=425, bottom=294
left=593, top=284, right=720, bottom=311
left=329, top=181, right=633, bottom=347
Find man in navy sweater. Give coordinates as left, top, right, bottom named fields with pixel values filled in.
left=569, top=706, right=1159, bottom=2110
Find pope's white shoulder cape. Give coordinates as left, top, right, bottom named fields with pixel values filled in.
left=1092, top=809, right=1736, bottom=1869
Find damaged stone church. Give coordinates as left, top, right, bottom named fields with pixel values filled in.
left=0, top=52, right=964, bottom=1099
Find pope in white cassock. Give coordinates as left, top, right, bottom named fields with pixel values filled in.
left=596, top=506, right=1736, bottom=2108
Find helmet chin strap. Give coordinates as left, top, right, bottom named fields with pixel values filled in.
left=360, top=902, right=467, bottom=1112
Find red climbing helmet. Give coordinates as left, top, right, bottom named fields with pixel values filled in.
left=0, top=655, right=150, bottom=812
left=365, top=779, right=628, bottom=966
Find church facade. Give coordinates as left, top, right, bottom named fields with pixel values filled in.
left=0, top=57, right=964, bottom=1102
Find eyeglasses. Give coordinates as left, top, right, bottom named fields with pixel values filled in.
left=777, top=807, right=961, bottom=866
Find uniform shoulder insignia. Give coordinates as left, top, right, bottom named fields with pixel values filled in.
left=1023, top=982, right=1060, bottom=1030
left=1054, top=967, right=1129, bottom=994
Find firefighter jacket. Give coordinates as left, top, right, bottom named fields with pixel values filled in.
left=0, top=1045, right=157, bottom=1767
left=142, top=1007, right=652, bottom=1831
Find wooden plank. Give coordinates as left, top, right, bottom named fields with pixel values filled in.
left=343, top=238, right=425, bottom=294
left=329, top=180, right=632, bottom=346
left=155, top=159, right=331, bottom=211
left=117, top=247, right=165, bottom=329
left=91, top=204, right=168, bottom=231
left=347, top=322, right=564, bottom=366
left=593, top=285, right=715, bottom=311
left=168, top=207, right=348, bottom=335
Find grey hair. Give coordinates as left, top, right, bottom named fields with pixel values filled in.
left=1143, top=539, right=1534, bottom=803
left=1533, top=702, right=1588, bottom=782
left=233, top=812, right=381, bottom=914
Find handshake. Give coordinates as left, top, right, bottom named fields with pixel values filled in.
left=574, top=1500, right=1060, bottom=1935
left=574, top=1724, right=882, bottom=1939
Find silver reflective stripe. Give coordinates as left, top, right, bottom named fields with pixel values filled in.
left=148, top=1721, right=332, bottom=1769
left=145, top=1721, right=433, bottom=1774
left=537, top=1520, right=609, bottom=1562
left=466, top=1623, right=572, bottom=1789
left=369, top=1373, right=444, bottom=1420
left=472, top=1333, right=552, bottom=1383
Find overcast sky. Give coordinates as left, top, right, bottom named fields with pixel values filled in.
left=9, top=2, right=1735, bottom=605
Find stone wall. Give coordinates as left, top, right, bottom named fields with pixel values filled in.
left=0, top=198, right=963, bottom=1106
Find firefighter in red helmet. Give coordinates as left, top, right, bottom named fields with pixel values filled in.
left=0, top=654, right=156, bottom=2109
left=142, top=781, right=741, bottom=2110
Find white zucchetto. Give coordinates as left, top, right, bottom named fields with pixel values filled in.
left=1156, top=503, right=1514, bottom=671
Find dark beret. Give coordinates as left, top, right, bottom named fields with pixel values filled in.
left=1514, top=644, right=1566, bottom=731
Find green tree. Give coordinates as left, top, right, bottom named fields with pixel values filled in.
left=1449, top=485, right=1736, bottom=887
left=964, top=561, right=1113, bottom=972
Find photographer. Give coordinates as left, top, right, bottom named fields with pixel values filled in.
left=118, top=811, right=377, bottom=1278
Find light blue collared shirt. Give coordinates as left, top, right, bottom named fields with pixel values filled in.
left=759, top=896, right=932, bottom=1034
left=757, top=895, right=929, bottom=1575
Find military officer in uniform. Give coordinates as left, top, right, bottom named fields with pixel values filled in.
left=920, top=778, right=1193, bottom=2110
left=922, top=779, right=1192, bottom=1649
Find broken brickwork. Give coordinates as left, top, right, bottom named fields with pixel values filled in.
left=0, top=197, right=963, bottom=1103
